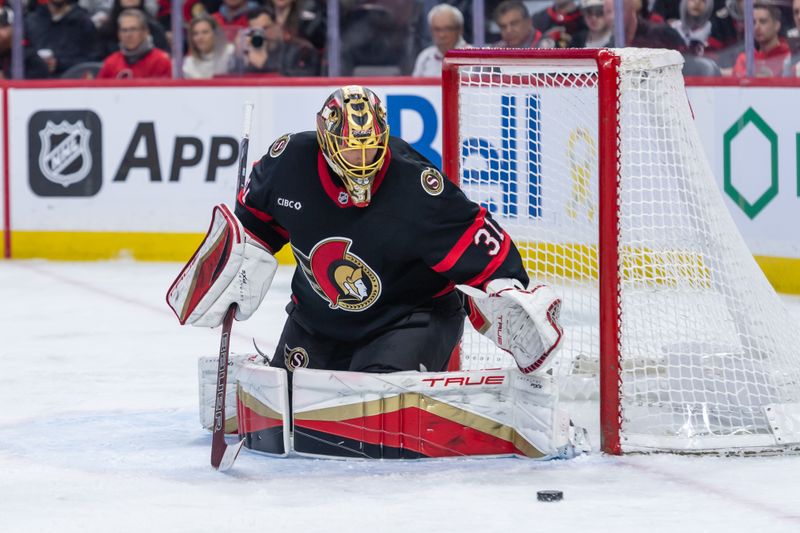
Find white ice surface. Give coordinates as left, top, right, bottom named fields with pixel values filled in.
left=2, top=260, right=800, bottom=533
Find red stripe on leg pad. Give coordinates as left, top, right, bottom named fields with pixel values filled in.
left=294, top=405, right=531, bottom=458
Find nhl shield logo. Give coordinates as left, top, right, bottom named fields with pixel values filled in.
left=29, top=110, right=102, bottom=197
left=38, top=120, right=93, bottom=187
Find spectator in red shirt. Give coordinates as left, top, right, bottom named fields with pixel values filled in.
left=532, top=0, right=587, bottom=38
left=492, top=0, right=552, bottom=48
left=97, top=8, right=172, bottom=78
left=733, top=4, right=791, bottom=77
left=213, top=0, right=259, bottom=42
left=95, top=0, right=170, bottom=60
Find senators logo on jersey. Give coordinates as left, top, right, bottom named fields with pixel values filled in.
left=420, top=167, right=444, bottom=196
left=284, top=345, right=310, bottom=371
left=292, top=238, right=382, bottom=312
left=269, top=134, right=292, bottom=158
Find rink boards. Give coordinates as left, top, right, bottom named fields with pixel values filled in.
left=1, top=78, right=799, bottom=293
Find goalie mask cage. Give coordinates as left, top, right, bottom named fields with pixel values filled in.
left=442, top=48, right=800, bottom=455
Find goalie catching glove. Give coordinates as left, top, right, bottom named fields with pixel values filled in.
left=166, top=204, right=278, bottom=327
left=458, top=279, right=563, bottom=375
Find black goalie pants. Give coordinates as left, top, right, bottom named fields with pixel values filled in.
left=270, top=291, right=466, bottom=375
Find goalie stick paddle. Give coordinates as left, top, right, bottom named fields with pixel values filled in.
left=210, top=101, right=254, bottom=471
left=210, top=305, right=243, bottom=470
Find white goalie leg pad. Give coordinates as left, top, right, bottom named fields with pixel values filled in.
left=198, top=353, right=255, bottom=433
left=290, top=368, right=589, bottom=459
left=198, top=355, right=291, bottom=456
left=235, top=363, right=291, bottom=457
left=166, top=204, right=278, bottom=327
left=459, top=279, right=563, bottom=374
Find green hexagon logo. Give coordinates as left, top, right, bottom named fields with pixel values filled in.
left=723, top=107, right=778, bottom=220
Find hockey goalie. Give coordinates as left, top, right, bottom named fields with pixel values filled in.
left=168, top=85, right=588, bottom=459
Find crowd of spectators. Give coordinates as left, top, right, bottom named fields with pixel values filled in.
left=0, top=0, right=326, bottom=78
left=0, top=0, right=798, bottom=79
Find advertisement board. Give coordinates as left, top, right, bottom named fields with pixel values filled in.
left=6, top=82, right=440, bottom=260
left=689, top=84, right=800, bottom=292
left=2, top=79, right=799, bottom=291
left=689, top=86, right=800, bottom=257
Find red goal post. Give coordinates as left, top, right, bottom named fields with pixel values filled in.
left=441, top=48, right=800, bottom=455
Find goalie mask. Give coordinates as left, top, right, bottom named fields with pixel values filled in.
left=316, top=85, right=389, bottom=207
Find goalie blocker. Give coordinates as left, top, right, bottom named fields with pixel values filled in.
left=166, top=204, right=278, bottom=327
left=198, top=356, right=590, bottom=460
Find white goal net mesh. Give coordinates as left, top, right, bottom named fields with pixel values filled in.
left=452, top=48, right=800, bottom=452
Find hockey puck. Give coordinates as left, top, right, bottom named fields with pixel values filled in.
left=537, top=490, right=563, bottom=502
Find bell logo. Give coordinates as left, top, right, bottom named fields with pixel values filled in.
left=28, top=110, right=102, bottom=197
left=460, top=94, right=542, bottom=218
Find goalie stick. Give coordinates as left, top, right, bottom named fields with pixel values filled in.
left=210, top=101, right=254, bottom=471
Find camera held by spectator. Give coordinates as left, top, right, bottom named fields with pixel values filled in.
left=231, top=6, right=320, bottom=76
left=246, top=28, right=267, bottom=50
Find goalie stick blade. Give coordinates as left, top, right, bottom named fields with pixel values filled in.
left=212, top=437, right=245, bottom=471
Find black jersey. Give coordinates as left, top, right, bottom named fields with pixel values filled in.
left=235, top=131, right=528, bottom=341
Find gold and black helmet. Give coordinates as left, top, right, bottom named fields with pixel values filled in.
left=316, top=85, right=389, bottom=207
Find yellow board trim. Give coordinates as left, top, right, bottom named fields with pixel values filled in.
left=9, top=230, right=297, bottom=264
left=519, top=242, right=800, bottom=294
left=753, top=255, right=800, bottom=295
left=518, top=242, right=712, bottom=287
left=8, top=231, right=800, bottom=294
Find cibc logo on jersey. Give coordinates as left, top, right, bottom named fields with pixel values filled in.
left=292, top=238, right=382, bottom=312
left=277, top=197, right=302, bottom=210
